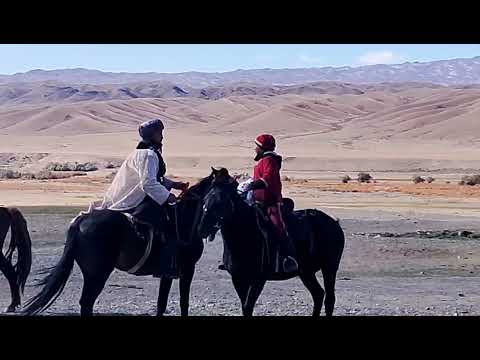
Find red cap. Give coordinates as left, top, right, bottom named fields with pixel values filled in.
left=255, top=134, right=276, bottom=151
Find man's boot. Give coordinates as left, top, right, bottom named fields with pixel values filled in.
left=278, top=233, right=299, bottom=274
left=152, top=230, right=170, bottom=278
left=163, top=252, right=180, bottom=279
left=162, top=219, right=181, bottom=279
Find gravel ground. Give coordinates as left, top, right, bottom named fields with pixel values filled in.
left=1, top=206, right=480, bottom=316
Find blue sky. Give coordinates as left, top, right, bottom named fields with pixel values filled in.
left=1, top=44, right=479, bottom=74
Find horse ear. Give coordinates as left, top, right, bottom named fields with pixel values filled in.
left=211, top=167, right=218, bottom=175
left=219, top=167, right=229, bottom=177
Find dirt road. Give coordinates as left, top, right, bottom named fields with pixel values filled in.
left=1, top=206, right=479, bottom=316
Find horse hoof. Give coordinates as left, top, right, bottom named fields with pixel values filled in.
left=5, top=305, right=17, bottom=313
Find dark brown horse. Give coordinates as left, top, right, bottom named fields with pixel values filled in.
left=0, top=207, right=32, bottom=312
left=198, top=168, right=345, bottom=316
left=21, top=172, right=216, bottom=316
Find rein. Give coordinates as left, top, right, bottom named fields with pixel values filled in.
left=175, top=188, right=205, bottom=244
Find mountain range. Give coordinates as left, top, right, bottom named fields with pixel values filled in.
left=1, top=56, right=480, bottom=87
left=0, top=81, right=447, bottom=106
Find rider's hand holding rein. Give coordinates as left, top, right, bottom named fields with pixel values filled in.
left=167, top=192, right=178, bottom=205
left=174, top=181, right=189, bottom=192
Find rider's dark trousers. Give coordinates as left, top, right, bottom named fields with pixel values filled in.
left=127, top=196, right=168, bottom=226
left=125, top=196, right=178, bottom=275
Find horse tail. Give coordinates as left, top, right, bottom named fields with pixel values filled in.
left=3, top=209, right=16, bottom=261
left=6, top=208, right=32, bottom=294
left=21, top=217, right=80, bottom=316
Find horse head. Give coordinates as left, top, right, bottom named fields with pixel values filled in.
left=197, top=167, right=238, bottom=239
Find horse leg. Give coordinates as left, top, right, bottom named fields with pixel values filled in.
left=79, top=270, right=112, bottom=316
left=179, top=264, right=195, bottom=317
left=242, top=280, right=266, bottom=317
left=322, top=268, right=337, bottom=317
left=156, top=276, right=173, bottom=316
left=232, top=276, right=249, bottom=308
left=0, top=254, right=21, bottom=313
left=299, top=272, right=325, bottom=317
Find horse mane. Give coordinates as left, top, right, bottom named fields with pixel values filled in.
left=180, top=174, right=214, bottom=200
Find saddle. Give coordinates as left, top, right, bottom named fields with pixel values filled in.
left=252, top=201, right=295, bottom=275
left=117, top=207, right=180, bottom=277
left=253, top=197, right=295, bottom=239
left=252, top=199, right=316, bottom=276
left=125, top=214, right=165, bottom=245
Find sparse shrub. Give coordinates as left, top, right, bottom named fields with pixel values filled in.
left=105, top=161, right=121, bottom=169
left=1, top=169, right=87, bottom=181
left=281, top=175, right=292, bottom=182
left=445, top=181, right=451, bottom=184
left=20, top=173, right=36, bottom=180
left=412, top=175, right=425, bottom=184
left=357, top=172, right=372, bottom=183
left=470, top=175, right=480, bottom=185
left=0, top=169, right=21, bottom=179
left=426, top=177, right=435, bottom=184
left=76, top=162, right=98, bottom=172
left=46, top=161, right=98, bottom=172
left=296, top=103, right=311, bottom=109
left=342, top=175, right=351, bottom=184
left=461, top=175, right=470, bottom=185
left=460, top=175, right=480, bottom=186
left=46, top=162, right=69, bottom=171
left=35, top=170, right=57, bottom=180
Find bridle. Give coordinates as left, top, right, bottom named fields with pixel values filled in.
left=201, top=183, right=236, bottom=231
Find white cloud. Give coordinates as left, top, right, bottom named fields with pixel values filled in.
left=357, top=51, right=404, bottom=65
left=298, top=54, right=325, bottom=65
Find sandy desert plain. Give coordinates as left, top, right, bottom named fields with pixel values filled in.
left=1, top=81, right=480, bottom=315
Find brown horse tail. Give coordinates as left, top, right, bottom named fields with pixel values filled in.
left=6, top=208, right=32, bottom=295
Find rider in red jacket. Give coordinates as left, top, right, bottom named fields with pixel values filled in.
left=246, top=134, right=299, bottom=274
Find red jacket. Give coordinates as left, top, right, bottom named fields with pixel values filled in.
left=253, top=152, right=283, bottom=206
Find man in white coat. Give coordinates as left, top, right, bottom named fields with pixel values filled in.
left=96, top=118, right=188, bottom=278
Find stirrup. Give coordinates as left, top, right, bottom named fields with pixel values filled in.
left=283, top=256, right=299, bottom=274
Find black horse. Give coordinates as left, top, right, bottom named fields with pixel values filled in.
left=198, top=168, right=345, bottom=316
left=22, top=172, right=216, bottom=316
left=0, top=207, right=32, bottom=313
